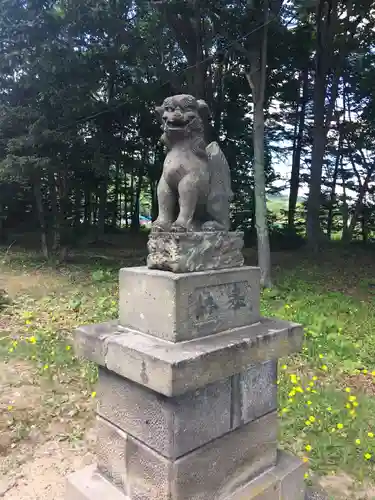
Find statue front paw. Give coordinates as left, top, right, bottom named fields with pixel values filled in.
left=170, top=218, right=195, bottom=233
left=151, top=219, right=172, bottom=233
left=170, top=223, right=188, bottom=233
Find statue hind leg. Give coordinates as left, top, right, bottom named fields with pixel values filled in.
left=202, top=198, right=231, bottom=231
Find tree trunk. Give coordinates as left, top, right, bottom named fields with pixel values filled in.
left=362, top=211, right=368, bottom=242
left=307, top=0, right=357, bottom=248
left=288, top=65, right=308, bottom=228
left=131, top=166, right=144, bottom=232
left=97, top=178, right=108, bottom=239
left=252, top=96, right=272, bottom=287
left=346, top=167, right=375, bottom=240
left=112, top=161, right=120, bottom=228
left=84, top=185, right=91, bottom=229
left=341, top=160, right=350, bottom=241
left=124, top=173, right=129, bottom=228
left=74, top=184, right=82, bottom=229
left=245, top=0, right=272, bottom=288
left=326, top=150, right=341, bottom=240
left=48, top=170, right=60, bottom=251
left=55, top=170, right=69, bottom=261
left=306, top=51, right=328, bottom=247
left=32, top=173, right=49, bottom=258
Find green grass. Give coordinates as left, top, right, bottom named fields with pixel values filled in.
left=1, top=245, right=375, bottom=488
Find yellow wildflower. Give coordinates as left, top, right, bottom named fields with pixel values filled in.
left=355, top=439, right=361, bottom=445
left=321, top=365, right=328, bottom=371
left=368, top=432, right=374, bottom=438
left=337, top=423, right=344, bottom=429
left=29, top=336, right=36, bottom=344
left=309, top=416, right=316, bottom=423
left=345, top=388, right=351, bottom=393
left=307, top=401, right=312, bottom=406
left=312, top=376, right=318, bottom=381
left=281, top=364, right=287, bottom=370
left=305, top=420, right=312, bottom=426
left=305, top=444, right=312, bottom=452
left=364, top=453, right=372, bottom=460
left=302, top=456, right=309, bottom=463
left=66, top=345, right=71, bottom=351
left=349, top=395, right=356, bottom=402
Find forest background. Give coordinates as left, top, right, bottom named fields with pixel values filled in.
left=1, top=0, right=375, bottom=287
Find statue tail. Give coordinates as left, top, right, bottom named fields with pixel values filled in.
left=205, top=141, right=233, bottom=230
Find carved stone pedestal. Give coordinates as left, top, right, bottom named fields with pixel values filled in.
left=147, top=231, right=244, bottom=273
left=66, top=265, right=306, bottom=500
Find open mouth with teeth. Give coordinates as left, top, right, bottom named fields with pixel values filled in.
left=164, top=117, right=190, bottom=130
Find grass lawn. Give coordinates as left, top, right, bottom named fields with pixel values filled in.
left=1, top=243, right=375, bottom=498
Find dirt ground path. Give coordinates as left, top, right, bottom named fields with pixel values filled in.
left=0, top=360, right=96, bottom=499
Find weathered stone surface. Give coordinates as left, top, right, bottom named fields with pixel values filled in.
left=151, top=95, right=232, bottom=234
left=231, top=360, right=278, bottom=428
left=87, top=412, right=277, bottom=500
left=276, top=451, right=306, bottom=500
left=66, top=451, right=306, bottom=500
left=147, top=231, right=244, bottom=273
left=74, top=320, right=119, bottom=366
left=74, top=317, right=303, bottom=396
left=97, top=367, right=231, bottom=458
left=96, top=416, right=127, bottom=491
left=172, top=411, right=277, bottom=500
left=118, top=266, right=260, bottom=342
left=66, top=464, right=128, bottom=500
left=227, top=451, right=306, bottom=500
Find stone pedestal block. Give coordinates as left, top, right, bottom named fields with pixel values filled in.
left=119, top=266, right=260, bottom=341
left=66, top=450, right=306, bottom=500
left=67, top=261, right=306, bottom=500
left=96, top=359, right=277, bottom=459
left=147, top=231, right=244, bottom=273
left=74, top=317, right=302, bottom=396
left=97, top=367, right=232, bottom=458
left=95, top=411, right=277, bottom=500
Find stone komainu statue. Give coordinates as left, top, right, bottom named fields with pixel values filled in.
left=152, top=94, right=233, bottom=233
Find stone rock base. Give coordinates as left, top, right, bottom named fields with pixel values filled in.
left=147, top=231, right=244, bottom=273
left=66, top=451, right=306, bottom=500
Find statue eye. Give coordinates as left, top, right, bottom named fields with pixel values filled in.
left=166, top=106, right=174, bottom=112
